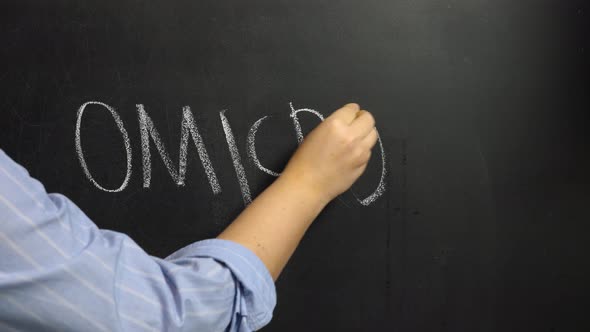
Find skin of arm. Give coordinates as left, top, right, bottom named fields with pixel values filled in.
left=218, top=103, right=378, bottom=280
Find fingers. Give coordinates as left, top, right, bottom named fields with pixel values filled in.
left=350, top=110, right=375, bottom=138
left=329, top=102, right=378, bottom=149
left=361, top=127, right=379, bottom=150
left=330, top=103, right=360, bottom=124
left=349, top=128, right=378, bottom=169
left=330, top=103, right=375, bottom=135
left=353, top=128, right=378, bottom=168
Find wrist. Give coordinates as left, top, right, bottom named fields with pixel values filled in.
left=277, top=169, right=332, bottom=210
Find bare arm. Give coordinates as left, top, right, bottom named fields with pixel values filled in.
left=218, top=103, right=378, bottom=280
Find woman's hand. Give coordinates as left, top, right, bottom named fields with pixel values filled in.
left=218, top=103, right=378, bottom=280
left=282, top=103, right=378, bottom=204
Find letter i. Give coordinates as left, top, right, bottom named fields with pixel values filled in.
left=220, top=110, right=252, bottom=206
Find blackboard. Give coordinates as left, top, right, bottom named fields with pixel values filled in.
left=1, top=1, right=589, bottom=330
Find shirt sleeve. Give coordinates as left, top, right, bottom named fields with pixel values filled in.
left=0, top=149, right=276, bottom=332
left=165, top=239, right=277, bottom=330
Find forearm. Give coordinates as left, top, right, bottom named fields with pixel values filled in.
left=218, top=103, right=377, bottom=281
left=217, top=173, right=328, bottom=280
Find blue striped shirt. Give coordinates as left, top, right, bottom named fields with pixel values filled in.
left=0, top=149, right=276, bottom=331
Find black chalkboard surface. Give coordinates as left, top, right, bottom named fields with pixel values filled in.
left=1, top=1, right=589, bottom=331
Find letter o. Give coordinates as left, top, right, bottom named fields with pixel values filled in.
left=75, top=101, right=132, bottom=192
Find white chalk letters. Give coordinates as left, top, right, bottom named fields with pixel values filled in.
left=75, top=101, right=387, bottom=206
left=75, top=101, right=133, bottom=192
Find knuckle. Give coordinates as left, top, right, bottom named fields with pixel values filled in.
left=342, top=135, right=355, bottom=147
left=358, top=110, right=375, bottom=127
left=331, top=121, right=349, bottom=138
left=328, top=120, right=350, bottom=138
left=324, top=118, right=340, bottom=132
left=357, top=149, right=370, bottom=165
left=345, top=103, right=360, bottom=111
left=328, top=117, right=344, bottom=128
left=353, top=146, right=365, bottom=159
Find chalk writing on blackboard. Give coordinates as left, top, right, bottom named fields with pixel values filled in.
left=75, top=101, right=133, bottom=193
left=75, top=101, right=387, bottom=206
left=220, top=110, right=253, bottom=205
left=247, top=115, right=280, bottom=177
left=137, top=104, right=221, bottom=194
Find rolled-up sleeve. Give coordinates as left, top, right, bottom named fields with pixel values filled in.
left=165, top=239, right=277, bottom=330
left=0, top=149, right=276, bottom=332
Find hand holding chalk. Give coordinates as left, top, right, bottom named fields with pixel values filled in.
left=281, top=103, right=379, bottom=204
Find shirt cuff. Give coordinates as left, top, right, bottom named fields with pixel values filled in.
left=166, top=238, right=276, bottom=330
